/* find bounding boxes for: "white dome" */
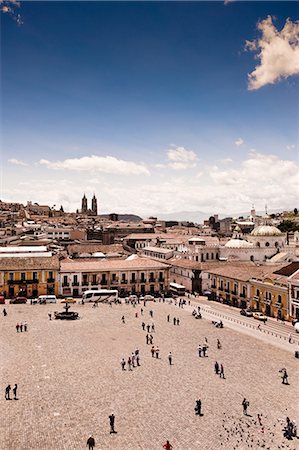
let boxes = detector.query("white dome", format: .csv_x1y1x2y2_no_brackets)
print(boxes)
126,254,139,260
225,239,253,249
250,225,282,237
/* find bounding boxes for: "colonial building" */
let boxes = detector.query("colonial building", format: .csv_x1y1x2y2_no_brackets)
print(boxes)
59,256,170,297
0,254,59,298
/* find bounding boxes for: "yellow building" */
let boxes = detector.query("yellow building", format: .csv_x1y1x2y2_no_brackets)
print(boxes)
250,273,289,321
0,256,60,299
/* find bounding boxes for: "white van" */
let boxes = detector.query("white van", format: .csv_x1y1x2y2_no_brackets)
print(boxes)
38,295,57,304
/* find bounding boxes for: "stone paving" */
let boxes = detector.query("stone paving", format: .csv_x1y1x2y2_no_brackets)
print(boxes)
1,301,298,450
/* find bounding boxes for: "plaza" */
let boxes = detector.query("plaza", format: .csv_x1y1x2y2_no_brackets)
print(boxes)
1,300,298,450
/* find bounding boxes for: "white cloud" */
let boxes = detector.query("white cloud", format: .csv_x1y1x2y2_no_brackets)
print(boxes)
167,146,198,170
218,158,233,164
235,138,244,146
286,144,295,150
246,16,299,90
8,158,28,166
38,155,150,176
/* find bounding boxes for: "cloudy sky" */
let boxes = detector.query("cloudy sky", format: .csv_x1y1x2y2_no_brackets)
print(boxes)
1,1,298,218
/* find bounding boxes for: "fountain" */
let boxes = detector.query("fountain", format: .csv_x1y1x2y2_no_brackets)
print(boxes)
54,302,79,320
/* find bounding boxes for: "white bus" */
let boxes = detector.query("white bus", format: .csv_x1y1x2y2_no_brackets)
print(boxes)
82,289,119,303
169,282,186,297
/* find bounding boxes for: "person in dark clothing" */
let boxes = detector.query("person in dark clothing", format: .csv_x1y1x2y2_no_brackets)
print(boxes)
109,413,117,434
142,322,145,331
195,400,202,416
281,368,289,385
13,384,18,400
3,308,7,316
86,435,95,449
16,323,20,332
167,314,170,322
219,364,225,379
5,385,11,400
173,317,176,325
214,361,219,374
242,398,249,415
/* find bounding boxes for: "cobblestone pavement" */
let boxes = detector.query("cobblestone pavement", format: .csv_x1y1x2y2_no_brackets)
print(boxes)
1,301,298,450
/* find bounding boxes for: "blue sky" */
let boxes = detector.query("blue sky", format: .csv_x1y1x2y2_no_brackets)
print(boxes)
1,1,298,217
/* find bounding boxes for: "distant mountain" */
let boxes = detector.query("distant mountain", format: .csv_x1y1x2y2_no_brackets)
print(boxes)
99,214,143,222
156,211,211,223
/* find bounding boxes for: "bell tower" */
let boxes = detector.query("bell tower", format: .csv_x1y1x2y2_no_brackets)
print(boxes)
81,194,88,214
91,194,98,216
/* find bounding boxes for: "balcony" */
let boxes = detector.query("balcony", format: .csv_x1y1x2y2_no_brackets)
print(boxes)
140,279,146,284
111,280,119,285
8,279,39,285
47,277,55,283
101,280,108,286
82,281,89,286
130,279,136,284
120,280,128,284
62,283,70,287
158,278,164,283
149,278,156,283
72,282,79,286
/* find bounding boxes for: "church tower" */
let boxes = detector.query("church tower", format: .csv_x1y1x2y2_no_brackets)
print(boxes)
81,194,88,214
91,194,98,216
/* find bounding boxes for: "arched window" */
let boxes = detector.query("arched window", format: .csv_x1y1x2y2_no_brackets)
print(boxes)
278,295,282,303
211,253,214,260
265,242,270,247
275,242,279,248
216,253,219,259
250,255,254,261
256,289,260,297
206,253,209,260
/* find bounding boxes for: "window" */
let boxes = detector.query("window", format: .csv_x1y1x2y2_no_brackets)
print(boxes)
256,289,260,297
49,271,53,279
63,275,68,285
131,273,136,282
277,295,282,304
33,272,38,281
9,272,14,281
265,242,270,247
21,272,26,281
92,274,97,285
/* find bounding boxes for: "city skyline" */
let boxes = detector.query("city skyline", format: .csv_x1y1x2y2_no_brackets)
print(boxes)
1,1,298,216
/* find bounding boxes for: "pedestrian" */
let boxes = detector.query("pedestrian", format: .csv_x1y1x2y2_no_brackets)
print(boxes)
13,384,18,400
141,308,143,315
146,334,149,345
135,348,139,356
198,306,201,313
198,345,202,357
121,358,126,371
202,345,208,357
20,322,23,332
292,420,297,438
195,399,202,416
219,364,225,379
150,310,153,318
122,316,125,324
151,346,155,358
167,314,170,322
109,413,117,434
204,337,208,344
257,324,261,330
128,357,132,371
16,323,20,333
147,324,150,333
242,398,249,415
149,334,153,345
155,346,159,359
214,361,219,374
288,333,292,344
168,352,172,365
177,318,180,325
163,440,173,450
86,435,95,450
173,317,176,325
136,354,140,366
48,313,52,320
24,321,28,332
5,384,11,400
281,368,289,385
135,312,138,318
217,339,221,349
142,322,145,331
3,308,7,316
151,323,155,332
131,353,136,368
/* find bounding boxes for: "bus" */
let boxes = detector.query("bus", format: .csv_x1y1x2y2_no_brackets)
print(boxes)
82,289,119,303
169,282,186,297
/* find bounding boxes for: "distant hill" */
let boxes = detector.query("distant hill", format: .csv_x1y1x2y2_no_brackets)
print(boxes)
99,214,143,222
156,211,211,223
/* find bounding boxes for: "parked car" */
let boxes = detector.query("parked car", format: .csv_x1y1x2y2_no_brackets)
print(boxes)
240,309,253,317
144,295,155,301
38,295,57,304
253,312,267,322
10,297,27,304
61,297,76,304
0,295,5,304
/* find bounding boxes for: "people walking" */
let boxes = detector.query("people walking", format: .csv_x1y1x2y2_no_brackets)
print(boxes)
242,398,249,415
173,317,176,325
121,358,126,371
176,318,180,325
136,354,140,366
146,334,149,345
142,322,145,331
24,321,28,332
5,385,11,400
214,361,219,374
128,357,132,371
147,324,150,333
151,323,155,332
150,310,153,318
131,353,136,368
16,323,20,333
163,440,173,449
288,333,292,344
86,435,95,450
122,316,125,324
155,346,159,359
109,413,117,434
3,308,7,316
198,345,202,357
202,345,208,357
20,322,23,332
217,339,221,349
48,313,52,320
168,352,172,365
219,364,225,379
151,346,155,358
167,314,170,322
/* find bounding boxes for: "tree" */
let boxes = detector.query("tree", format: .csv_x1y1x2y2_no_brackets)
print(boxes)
294,208,298,215
278,220,299,233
